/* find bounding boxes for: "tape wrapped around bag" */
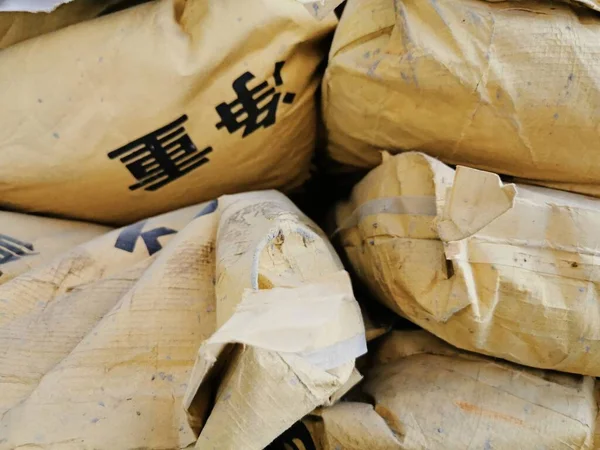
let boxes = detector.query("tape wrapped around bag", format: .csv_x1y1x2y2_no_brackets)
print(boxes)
336,151,600,376
184,190,366,450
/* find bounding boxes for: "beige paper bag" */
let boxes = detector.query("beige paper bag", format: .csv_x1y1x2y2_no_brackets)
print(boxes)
0,210,110,284
337,152,600,376
324,0,600,196
184,190,366,450
0,200,219,449
272,330,598,450
0,0,336,225
0,201,210,330
364,331,598,449
0,0,125,49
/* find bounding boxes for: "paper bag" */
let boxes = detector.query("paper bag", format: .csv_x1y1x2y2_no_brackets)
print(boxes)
337,152,600,376
0,0,336,225
324,0,600,196
184,190,367,450
363,330,598,449
0,210,110,284
0,200,218,449
272,330,598,449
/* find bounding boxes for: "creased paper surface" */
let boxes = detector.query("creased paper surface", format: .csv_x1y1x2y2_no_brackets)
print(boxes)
0,202,218,449
0,0,336,224
324,0,600,196
185,190,366,450
337,152,600,376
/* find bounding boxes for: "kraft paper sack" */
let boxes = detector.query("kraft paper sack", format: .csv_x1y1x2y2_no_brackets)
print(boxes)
272,330,599,450
336,152,600,376
184,190,366,450
0,210,110,284
0,0,336,225
324,0,600,196
0,200,219,449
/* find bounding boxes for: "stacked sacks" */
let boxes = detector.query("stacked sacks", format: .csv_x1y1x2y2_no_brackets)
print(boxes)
336,152,600,376
0,0,336,224
271,330,600,449
323,0,600,196
0,190,366,449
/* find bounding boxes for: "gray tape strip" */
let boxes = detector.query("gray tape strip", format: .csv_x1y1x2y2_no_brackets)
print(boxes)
295,333,368,371
336,196,437,234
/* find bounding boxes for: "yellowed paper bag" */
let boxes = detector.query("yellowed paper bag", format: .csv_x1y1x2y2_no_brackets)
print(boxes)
0,201,211,329
184,190,366,450
0,210,110,284
272,330,598,449
0,200,218,449
337,152,600,376
324,0,600,196
0,0,336,224
365,331,597,449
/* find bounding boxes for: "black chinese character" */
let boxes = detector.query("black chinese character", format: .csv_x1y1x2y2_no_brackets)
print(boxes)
114,220,177,256
108,115,212,191
0,234,35,265
216,61,296,137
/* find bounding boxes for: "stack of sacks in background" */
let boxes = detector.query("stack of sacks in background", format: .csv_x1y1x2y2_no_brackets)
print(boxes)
323,151,600,449
0,0,335,225
0,190,366,449
288,0,600,445
323,0,600,197
0,1,372,448
8,0,600,448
